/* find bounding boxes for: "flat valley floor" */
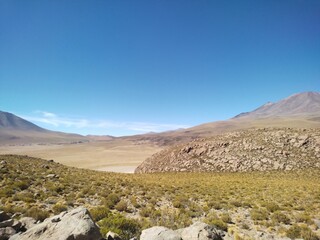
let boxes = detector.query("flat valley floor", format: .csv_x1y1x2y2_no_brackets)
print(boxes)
0,140,162,173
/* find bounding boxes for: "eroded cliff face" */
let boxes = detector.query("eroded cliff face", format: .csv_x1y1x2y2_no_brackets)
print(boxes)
135,128,320,173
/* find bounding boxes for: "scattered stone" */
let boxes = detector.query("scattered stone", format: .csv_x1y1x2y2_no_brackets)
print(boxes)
106,231,122,240
45,174,57,178
9,207,101,240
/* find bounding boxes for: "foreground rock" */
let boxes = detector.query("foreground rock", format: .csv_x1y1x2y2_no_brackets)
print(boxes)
140,226,181,240
177,222,227,240
9,207,102,240
135,128,320,173
140,222,228,240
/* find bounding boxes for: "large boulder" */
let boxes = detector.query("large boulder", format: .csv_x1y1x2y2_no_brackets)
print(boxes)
140,226,181,240
0,227,16,240
9,207,102,240
176,222,224,240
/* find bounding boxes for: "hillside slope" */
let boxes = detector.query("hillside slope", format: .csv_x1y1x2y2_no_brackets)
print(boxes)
0,111,87,145
234,91,320,119
135,128,320,173
125,92,320,146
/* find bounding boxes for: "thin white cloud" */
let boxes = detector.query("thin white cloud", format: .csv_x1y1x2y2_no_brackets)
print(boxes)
22,111,189,134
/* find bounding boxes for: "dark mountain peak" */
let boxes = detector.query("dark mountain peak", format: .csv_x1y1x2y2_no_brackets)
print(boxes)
0,111,46,132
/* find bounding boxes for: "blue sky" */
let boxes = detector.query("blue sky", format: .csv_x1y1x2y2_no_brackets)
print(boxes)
1,0,319,136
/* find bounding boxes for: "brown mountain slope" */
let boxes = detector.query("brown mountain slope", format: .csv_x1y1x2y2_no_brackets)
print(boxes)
125,92,320,146
234,91,320,119
0,111,87,145
135,128,320,173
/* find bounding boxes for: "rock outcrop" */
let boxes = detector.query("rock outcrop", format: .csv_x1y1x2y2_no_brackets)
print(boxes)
140,226,181,240
135,128,320,173
9,207,102,240
177,222,226,240
140,222,229,240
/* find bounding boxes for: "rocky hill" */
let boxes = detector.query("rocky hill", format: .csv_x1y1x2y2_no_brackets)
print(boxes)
135,128,320,173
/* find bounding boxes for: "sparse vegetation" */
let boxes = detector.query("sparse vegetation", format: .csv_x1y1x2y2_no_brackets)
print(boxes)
1,154,320,239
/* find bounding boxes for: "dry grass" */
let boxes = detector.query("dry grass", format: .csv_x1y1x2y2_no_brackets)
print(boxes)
1,154,320,239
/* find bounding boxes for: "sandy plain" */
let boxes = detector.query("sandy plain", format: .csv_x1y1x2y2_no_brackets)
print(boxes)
0,139,162,173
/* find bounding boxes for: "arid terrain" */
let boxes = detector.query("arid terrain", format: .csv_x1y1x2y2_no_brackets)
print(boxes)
1,155,320,239
0,140,161,173
1,92,320,239
1,92,320,174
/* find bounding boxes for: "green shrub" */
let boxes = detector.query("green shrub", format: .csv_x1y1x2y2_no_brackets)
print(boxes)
104,193,120,209
220,213,232,223
140,206,153,217
13,181,29,190
205,213,228,231
286,224,319,240
52,203,68,214
12,192,35,203
26,207,50,221
271,211,290,224
90,206,110,222
98,212,141,240
115,200,128,212
295,213,314,225
250,208,269,221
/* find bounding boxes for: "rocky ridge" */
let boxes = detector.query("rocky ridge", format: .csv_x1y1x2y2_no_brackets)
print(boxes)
135,128,320,173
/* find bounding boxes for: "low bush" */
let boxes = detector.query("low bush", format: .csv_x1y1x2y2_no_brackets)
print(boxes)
90,206,110,222
26,207,50,221
98,212,141,240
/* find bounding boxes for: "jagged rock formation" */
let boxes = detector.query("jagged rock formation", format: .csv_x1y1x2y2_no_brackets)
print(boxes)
135,128,320,173
9,207,102,240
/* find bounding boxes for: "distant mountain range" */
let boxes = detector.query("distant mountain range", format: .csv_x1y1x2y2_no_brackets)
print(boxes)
1,91,319,145
124,91,320,145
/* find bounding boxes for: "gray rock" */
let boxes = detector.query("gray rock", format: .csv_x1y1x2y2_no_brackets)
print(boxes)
0,227,16,240
140,226,181,240
11,221,21,232
0,212,10,222
106,231,122,240
0,220,14,228
45,174,57,178
177,222,223,240
18,217,36,230
9,207,102,240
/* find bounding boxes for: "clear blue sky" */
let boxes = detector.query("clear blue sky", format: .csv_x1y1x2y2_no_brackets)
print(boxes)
1,0,319,136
